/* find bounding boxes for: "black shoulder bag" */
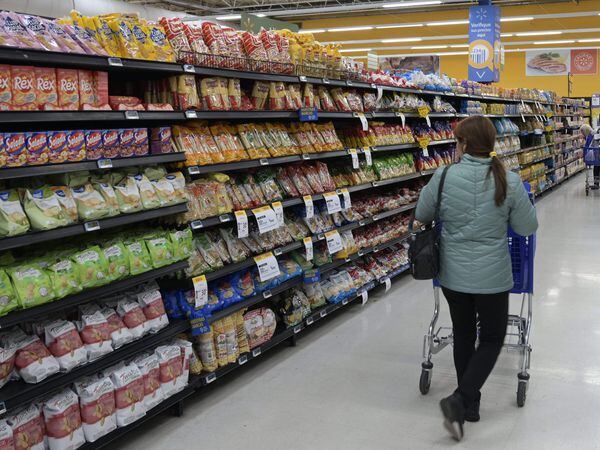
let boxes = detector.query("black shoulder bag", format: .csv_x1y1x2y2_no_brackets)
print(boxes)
408,164,451,280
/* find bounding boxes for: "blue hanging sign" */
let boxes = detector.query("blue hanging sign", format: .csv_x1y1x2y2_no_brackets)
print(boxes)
299,107,318,122
468,5,501,82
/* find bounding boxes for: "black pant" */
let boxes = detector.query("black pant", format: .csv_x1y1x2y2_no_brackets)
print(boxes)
594,166,599,185
442,287,509,406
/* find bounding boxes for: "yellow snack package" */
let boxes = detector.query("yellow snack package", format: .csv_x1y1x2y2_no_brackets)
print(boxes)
81,16,100,45
109,19,143,59
144,21,176,62
130,21,154,60
94,17,121,57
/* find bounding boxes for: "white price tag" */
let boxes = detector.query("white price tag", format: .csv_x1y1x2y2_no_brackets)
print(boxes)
84,221,100,232
425,115,432,127
125,110,139,120
340,188,351,210
252,205,279,234
423,147,429,157
254,252,280,282
364,147,372,166
323,191,342,214
97,158,113,169
376,86,383,103
395,112,406,127
354,112,369,131
185,110,198,119
183,64,195,73
272,201,284,227
234,210,249,238
348,148,359,169
193,275,208,308
361,290,369,305
108,57,123,66
325,230,344,254
303,195,314,219
303,237,313,261
383,277,391,292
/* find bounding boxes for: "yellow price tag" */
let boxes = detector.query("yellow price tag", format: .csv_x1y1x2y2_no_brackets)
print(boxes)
545,125,553,132
417,105,430,118
417,137,431,149
545,111,553,118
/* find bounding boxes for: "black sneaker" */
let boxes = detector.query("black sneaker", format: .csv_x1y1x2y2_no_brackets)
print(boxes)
440,393,465,441
465,399,480,422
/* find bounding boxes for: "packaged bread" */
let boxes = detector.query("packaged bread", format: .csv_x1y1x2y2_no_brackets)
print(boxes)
251,81,269,110
200,77,224,110
236,124,269,159
303,83,315,108
241,31,268,60
269,82,287,110
159,17,192,56
201,22,227,55
228,78,242,110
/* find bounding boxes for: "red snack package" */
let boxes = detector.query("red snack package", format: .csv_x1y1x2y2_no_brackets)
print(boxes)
44,320,86,372
182,24,209,54
94,71,109,107
0,65,11,110
10,66,36,110
201,22,226,55
102,129,120,159
223,30,246,68
241,32,268,60
83,130,102,161
25,131,49,165
159,17,191,56
47,130,69,164
56,68,79,110
118,128,135,158
4,132,27,167
74,377,116,443
7,405,46,450
107,364,146,426
78,311,113,361
259,29,280,62
109,96,140,110
133,128,149,156
78,69,96,107
116,300,147,339
155,345,183,397
34,67,57,110
67,130,86,162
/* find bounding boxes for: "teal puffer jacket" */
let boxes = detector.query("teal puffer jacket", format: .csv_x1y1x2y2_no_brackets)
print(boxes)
415,154,538,294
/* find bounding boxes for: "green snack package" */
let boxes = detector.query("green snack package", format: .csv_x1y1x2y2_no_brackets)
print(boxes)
49,186,78,225
0,189,30,237
151,178,178,207
47,258,81,298
22,187,69,231
165,172,187,204
124,239,152,275
144,233,174,268
93,182,120,217
103,241,130,281
71,184,110,221
290,250,313,271
169,229,193,260
71,246,109,289
0,252,15,266
0,269,18,316
114,177,143,214
52,171,90,187
133,174,161,210
143,165,167,182
8,263,55,308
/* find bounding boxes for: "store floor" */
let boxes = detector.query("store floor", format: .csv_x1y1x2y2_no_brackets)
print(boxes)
120,173,600,450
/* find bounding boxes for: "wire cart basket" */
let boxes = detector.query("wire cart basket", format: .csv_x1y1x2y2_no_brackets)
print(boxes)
583,139,600,196
419,228,535,407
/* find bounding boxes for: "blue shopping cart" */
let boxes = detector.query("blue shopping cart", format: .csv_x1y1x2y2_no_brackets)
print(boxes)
418,229,535,407
583,132,600,195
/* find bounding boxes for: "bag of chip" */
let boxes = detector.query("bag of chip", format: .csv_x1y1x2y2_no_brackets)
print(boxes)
47,257,80,298
6,404,46,450
43,388,86,450
169,228,193,261
10,333,60,383
114,176,143,214
71,183,110,221
0,189,29,237
144,233,174,268
0,420,13,449
77,310,113,361
100,307,134,349
22,187,68,231
116,299,148,339
8,263,55,309
72,246,108,289
104,363,146,426
43,319,86,373
73,376,117,443
155,345,183,397
124,238,152,275
137,288,169,333
103,241,130,282
133,174,161,210
49,186,78,224
131,353,164,409
243,308,277,349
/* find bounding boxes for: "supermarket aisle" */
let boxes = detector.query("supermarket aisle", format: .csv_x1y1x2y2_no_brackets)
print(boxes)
121,173,600,450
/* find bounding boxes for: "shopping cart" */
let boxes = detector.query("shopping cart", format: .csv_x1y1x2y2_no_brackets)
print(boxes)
418,229,535,407
584,136,600,195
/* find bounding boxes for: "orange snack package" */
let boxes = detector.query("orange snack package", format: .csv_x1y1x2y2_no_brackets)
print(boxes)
35,67,58,110
94,71,109,107
78,70,96,107
0,65,11,110
10,66,37,111
56,68,80,110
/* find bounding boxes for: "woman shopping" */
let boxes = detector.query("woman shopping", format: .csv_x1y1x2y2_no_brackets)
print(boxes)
581,124,598,189
415,116,538,441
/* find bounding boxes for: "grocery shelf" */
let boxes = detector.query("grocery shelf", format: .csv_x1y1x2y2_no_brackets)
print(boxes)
0,320,190,414
0,110,184,126
536,167,585,197
520,155,553,167
0,261,189,329
0,203,188,252
371,139,456,152
0,152,186,180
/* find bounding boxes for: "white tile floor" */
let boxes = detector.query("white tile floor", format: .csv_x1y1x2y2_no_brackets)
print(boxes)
118,173,600,450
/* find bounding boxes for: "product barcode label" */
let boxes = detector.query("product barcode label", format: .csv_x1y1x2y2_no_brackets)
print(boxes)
340,188,351,210
234,210,249,238
325,230,344,254
193,275,208,308
363,147,372,166
272,201,284,226
254,252,280,282
323,191,342,214
303,237,313,261
348,148,359,169
252,205,279,234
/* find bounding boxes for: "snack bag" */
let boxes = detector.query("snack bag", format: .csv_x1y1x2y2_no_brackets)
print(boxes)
133,174,161,210
43,388,85,450
165,172,187,204
73,376,117,443
44,320,87,372
22,186,68,230
8,264,55,308
47,131,69,164
6,405,46,450
71,183,109,220
0,420,13,449
45,20,86,54
103,241,130,282
66,130,86,161
243,308,277,349
10,66,36,110
94,71,109,106
71,246,109,289
77,310,113,360
93,182,119,217
0,65,11,110
4,132,27,167
3,13,44,49
100,307,134,349
114,176,143,214
146,22,176,62
20,15,61,52
131,22,154,60
137,288,169,333
109,19,143,59
0,270,17,317
78,69,96,107
10,333,60,383
116,298,148,339
0,189,29,237
124,239,152,275
56,68,80,110
251,81,269,110
169,229,193,261
35,67,58,109
150,127,171,154
154,345,183,398
105,363,146,426
144,234,174,268
131,353,164,409
24,132,49,165
47,257,80,298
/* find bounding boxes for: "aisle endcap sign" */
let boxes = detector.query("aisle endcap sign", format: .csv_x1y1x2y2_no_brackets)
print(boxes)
468,5,501,83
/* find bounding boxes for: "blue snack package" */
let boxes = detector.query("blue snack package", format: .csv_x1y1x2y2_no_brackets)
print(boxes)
252,267,280,294
278,257,303,283
216,276,243,308
163,290,185,320
230,270,256,299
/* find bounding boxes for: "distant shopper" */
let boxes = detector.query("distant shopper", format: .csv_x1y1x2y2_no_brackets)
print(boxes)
581,124,598,188
415,116,538,441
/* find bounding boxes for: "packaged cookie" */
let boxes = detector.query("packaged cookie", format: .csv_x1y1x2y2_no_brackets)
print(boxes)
4,132,27,167
66,130,86,161
10,66,36,110
78,69,96,107
47,131,69,164
0,65,11,110
56,68,80,110
101,129,120,159
25,131,50,166
84,129,103,160
133,128,149,156
34,67,58,110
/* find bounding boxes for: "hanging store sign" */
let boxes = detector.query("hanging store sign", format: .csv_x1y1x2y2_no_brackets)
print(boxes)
468,5,501,82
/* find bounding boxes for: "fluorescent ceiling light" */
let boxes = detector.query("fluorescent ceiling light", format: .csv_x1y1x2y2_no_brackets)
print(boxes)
299,29,326,34
501,16,534,22
440,51,468,55
381,37,423,43
516,30,562,36
450,44,469,48
427,20,469,26
328,26,373,32
501,33,514,37
578,38,600,43
215,14,241,20
412,45,448,49
255,13,267,17
383,1,442,8
375,23,424,29
533,39,575,45
339,48,372,52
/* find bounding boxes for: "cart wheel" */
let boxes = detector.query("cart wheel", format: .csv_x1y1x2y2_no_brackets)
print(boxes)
517,381,527,407
419,368,431,395
586,188,590,196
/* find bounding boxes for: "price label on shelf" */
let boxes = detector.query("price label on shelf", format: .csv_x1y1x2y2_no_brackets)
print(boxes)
303,237,313,261
192,275,208,308
363,147,373,166
125,110,139,120
325,230,344,254
348,148,359,169
183,64,195,73
252,205,279,234
84,221,100,232
376,86,383,103
361,290,369,305
395,111,406,127
107,57,123,67
354,112,369,131
97,158,113,169
185,110,198,119
417,137,431,150
323,191,342,214
272,201,284,227
254,252,280,282
417,105,430,118
383,277,391,292
303,195,314,219
340,188,352,210
234,210,249,238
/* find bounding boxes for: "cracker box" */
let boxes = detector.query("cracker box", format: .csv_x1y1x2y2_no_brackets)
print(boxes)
133,128,149,156
66,130,86,161
0,65,11,110
94,71,109,107
34,67,58,109
10,65,36,110
4,132,27,167
0,133,6,168
47,130,69,164
150,127,171,154
25,131,49,165
84,130,103,160
78,69,95,107
118,128,135,158
56,68,79,110
102,129,120,159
